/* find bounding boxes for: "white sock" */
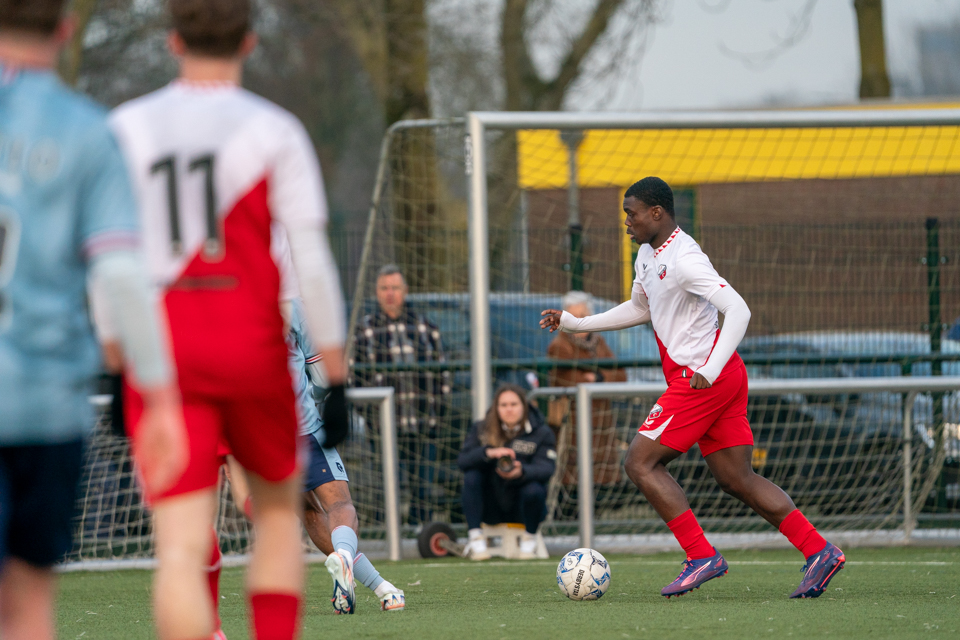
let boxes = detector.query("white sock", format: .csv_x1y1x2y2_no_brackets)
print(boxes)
374,580,398,598
468,528,484,542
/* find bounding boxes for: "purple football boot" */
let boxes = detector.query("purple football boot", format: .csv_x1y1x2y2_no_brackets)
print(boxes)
789,542,845,599
661,548,728,598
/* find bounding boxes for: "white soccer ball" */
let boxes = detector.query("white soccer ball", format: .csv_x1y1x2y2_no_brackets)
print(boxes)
556,548,611,601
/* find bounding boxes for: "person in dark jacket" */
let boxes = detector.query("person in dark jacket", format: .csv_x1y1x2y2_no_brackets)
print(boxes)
458,384,557,560
350,264,451,525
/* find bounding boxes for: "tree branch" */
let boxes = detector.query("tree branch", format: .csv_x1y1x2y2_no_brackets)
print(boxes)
59,0,99,85
322,0,388,103
544,0,627,108
501,0,542,110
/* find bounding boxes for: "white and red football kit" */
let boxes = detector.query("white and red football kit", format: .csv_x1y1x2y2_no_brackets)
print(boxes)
560,227,753,456
110,81,344,498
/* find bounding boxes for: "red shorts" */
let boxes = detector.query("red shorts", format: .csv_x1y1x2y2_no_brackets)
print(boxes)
638,358,753,456
125,382,300,501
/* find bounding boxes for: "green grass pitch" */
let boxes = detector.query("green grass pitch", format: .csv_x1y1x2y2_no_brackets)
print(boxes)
58,547,959,639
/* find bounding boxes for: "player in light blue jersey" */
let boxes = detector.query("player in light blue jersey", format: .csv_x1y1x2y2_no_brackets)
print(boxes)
0,4,185,639
222,298,405,614
288,298,405,613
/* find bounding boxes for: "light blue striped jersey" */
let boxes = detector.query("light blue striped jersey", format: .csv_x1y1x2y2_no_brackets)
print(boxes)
0,66,139,445
287,298,326,437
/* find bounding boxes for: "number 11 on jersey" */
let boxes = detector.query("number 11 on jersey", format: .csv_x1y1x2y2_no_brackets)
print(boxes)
150,153,221,259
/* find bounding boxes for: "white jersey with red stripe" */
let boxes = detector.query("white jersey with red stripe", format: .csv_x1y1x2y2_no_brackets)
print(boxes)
110,81,326,396
634,227,733,380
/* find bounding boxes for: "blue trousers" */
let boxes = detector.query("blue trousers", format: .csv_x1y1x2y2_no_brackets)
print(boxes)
461,468,547,534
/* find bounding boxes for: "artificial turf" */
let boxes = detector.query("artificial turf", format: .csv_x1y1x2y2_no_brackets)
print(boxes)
57,546,960,639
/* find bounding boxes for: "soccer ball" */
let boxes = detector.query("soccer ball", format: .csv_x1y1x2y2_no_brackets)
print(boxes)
556,548,610,601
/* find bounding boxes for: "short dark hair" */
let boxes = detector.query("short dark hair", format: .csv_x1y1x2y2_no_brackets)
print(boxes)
170,0,251,57
625,176,674,216
0,0,64,35
377,264,404,281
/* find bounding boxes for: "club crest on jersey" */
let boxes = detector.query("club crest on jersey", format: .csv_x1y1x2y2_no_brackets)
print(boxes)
657,265,667,280
644,403,663,426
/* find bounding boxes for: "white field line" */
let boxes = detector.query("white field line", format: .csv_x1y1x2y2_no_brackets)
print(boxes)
417,559,956,569
58,554,958,573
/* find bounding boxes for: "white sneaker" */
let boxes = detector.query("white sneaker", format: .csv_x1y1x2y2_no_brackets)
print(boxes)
325,551,356,614
518,533,537,560
213,629,228,640
379,589,405,611
465,538,491,561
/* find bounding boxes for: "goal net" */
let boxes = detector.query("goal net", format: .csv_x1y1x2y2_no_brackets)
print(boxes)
345,108,960,541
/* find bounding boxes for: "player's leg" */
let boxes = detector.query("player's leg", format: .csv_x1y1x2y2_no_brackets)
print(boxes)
224,393,303,638
305,478,405,611
299,435,358,614
0,559,57,640
701,365,844,598
704,445,797,526
624,389,732,597
245,472,303,637
0,440,84,640
152,490,218,640
225,454,254,519
704,444,844,597
623,435,687,521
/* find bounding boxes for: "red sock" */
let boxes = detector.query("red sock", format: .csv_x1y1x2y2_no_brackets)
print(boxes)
666,510,715,560
249,593,301,640
779,509,827,559
207,529,222,630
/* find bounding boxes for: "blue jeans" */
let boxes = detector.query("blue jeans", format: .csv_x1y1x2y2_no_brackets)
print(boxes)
461,467,547,534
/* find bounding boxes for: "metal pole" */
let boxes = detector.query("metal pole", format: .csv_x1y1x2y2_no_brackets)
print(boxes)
346,387,401,561
470,108,960,131
561,131,584,291
466,113,492,420
576,384,595,548
903,391,917,542
379,390,401,561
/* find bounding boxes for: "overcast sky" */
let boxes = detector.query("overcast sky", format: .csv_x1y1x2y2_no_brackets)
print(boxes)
574,0,960,111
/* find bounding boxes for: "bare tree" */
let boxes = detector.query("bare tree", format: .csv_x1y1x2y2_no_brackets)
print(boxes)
717,0,891,101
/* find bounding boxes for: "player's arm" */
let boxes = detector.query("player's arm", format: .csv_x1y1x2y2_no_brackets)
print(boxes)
675,257,751,388
87,249,187,493
539,284,651,333
87,273,124,373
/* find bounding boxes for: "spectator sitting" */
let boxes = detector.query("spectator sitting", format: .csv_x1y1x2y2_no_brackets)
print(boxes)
547,291,627,485
458,384,557,560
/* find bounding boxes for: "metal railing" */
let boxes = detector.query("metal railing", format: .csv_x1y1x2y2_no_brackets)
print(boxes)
345,387,402,561
532,376,960,548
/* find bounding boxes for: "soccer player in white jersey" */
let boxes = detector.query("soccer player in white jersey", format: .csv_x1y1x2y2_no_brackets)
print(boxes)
0,2,186,639
540,177,845,599
105,0,350,638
